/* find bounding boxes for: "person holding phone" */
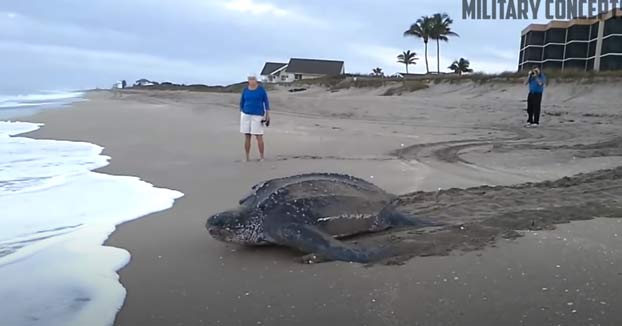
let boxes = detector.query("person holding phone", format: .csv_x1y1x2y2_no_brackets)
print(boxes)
525,66,545,127
239,74,271,162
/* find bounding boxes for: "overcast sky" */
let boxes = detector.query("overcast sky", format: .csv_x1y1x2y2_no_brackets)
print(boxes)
0,0,550,93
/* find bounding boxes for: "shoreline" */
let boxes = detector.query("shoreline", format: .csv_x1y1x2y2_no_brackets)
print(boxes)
1,99,183,326
20,86,622,325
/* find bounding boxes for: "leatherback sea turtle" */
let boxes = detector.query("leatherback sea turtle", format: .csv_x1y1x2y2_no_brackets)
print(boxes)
206,173,438,263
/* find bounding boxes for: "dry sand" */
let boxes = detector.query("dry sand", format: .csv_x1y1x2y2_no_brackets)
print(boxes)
23,81,622,325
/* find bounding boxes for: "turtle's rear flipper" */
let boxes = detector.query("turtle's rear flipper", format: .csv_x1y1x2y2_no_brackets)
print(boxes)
377,205,442,229
270,223,386,263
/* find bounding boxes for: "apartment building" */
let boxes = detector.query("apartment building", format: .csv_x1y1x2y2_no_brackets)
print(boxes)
519,9,622,71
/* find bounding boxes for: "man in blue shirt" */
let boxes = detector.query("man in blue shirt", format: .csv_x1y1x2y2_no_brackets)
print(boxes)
240,75,271,161
525,67,545,127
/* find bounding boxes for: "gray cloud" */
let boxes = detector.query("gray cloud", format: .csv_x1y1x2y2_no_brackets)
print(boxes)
0,0,528,93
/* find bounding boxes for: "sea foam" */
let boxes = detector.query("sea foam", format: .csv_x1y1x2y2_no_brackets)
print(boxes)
0,121,183,326
0,91,84,108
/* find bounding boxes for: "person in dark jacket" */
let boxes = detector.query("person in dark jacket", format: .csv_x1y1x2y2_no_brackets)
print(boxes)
525,67,546,127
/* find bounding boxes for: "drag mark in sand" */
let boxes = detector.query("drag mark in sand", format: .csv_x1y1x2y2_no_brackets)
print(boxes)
356,130,622,264
372,165,622,264
274,154,395,162
0,121,183,326
391,123,621,184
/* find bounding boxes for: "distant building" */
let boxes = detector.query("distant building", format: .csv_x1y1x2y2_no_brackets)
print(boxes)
134,79,155,87
260,58,345,83
260,62,289,83
519,9,622,72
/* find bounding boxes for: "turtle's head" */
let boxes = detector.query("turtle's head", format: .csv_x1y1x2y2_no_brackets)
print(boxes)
206,208,267,245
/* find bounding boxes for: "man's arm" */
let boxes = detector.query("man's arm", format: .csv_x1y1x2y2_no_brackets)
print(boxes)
263,89,271,120
239,90,245,111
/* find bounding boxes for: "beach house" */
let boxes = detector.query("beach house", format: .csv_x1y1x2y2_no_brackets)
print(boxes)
260,58,345,83
260,62,289,83
519,8,622,72
134,79,155,87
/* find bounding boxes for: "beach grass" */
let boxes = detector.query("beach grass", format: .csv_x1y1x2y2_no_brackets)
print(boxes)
127,69,622,96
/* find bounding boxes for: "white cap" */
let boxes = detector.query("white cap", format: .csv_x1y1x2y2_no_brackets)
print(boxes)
247,74,257,80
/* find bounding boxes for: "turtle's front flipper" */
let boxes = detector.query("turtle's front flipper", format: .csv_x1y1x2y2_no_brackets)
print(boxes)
269,223,385,263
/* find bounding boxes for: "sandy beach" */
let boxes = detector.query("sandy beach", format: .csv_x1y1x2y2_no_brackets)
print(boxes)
24,81,622,325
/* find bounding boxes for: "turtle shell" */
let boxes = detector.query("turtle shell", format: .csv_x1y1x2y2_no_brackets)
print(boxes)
240,173,395,230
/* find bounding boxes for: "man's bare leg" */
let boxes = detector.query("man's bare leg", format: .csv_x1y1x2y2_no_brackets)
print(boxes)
244,134,252,161
256,135,264,161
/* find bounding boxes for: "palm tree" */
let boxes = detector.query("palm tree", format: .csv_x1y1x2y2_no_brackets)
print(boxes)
397,50,418,74
372,67,384,77
430,13,459,74
404,16,433,74
448,58,473,75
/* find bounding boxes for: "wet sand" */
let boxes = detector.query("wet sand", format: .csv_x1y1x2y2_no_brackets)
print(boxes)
23,82,622,325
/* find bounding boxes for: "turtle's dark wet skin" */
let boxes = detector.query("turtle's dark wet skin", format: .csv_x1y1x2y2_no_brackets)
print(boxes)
206,173,439,263
208,167,622,264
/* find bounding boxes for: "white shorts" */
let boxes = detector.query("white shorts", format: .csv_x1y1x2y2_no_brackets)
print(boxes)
240,112,264,135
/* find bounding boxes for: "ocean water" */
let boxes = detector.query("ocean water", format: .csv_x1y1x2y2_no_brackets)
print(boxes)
0,91,85,120
0,94,183,325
